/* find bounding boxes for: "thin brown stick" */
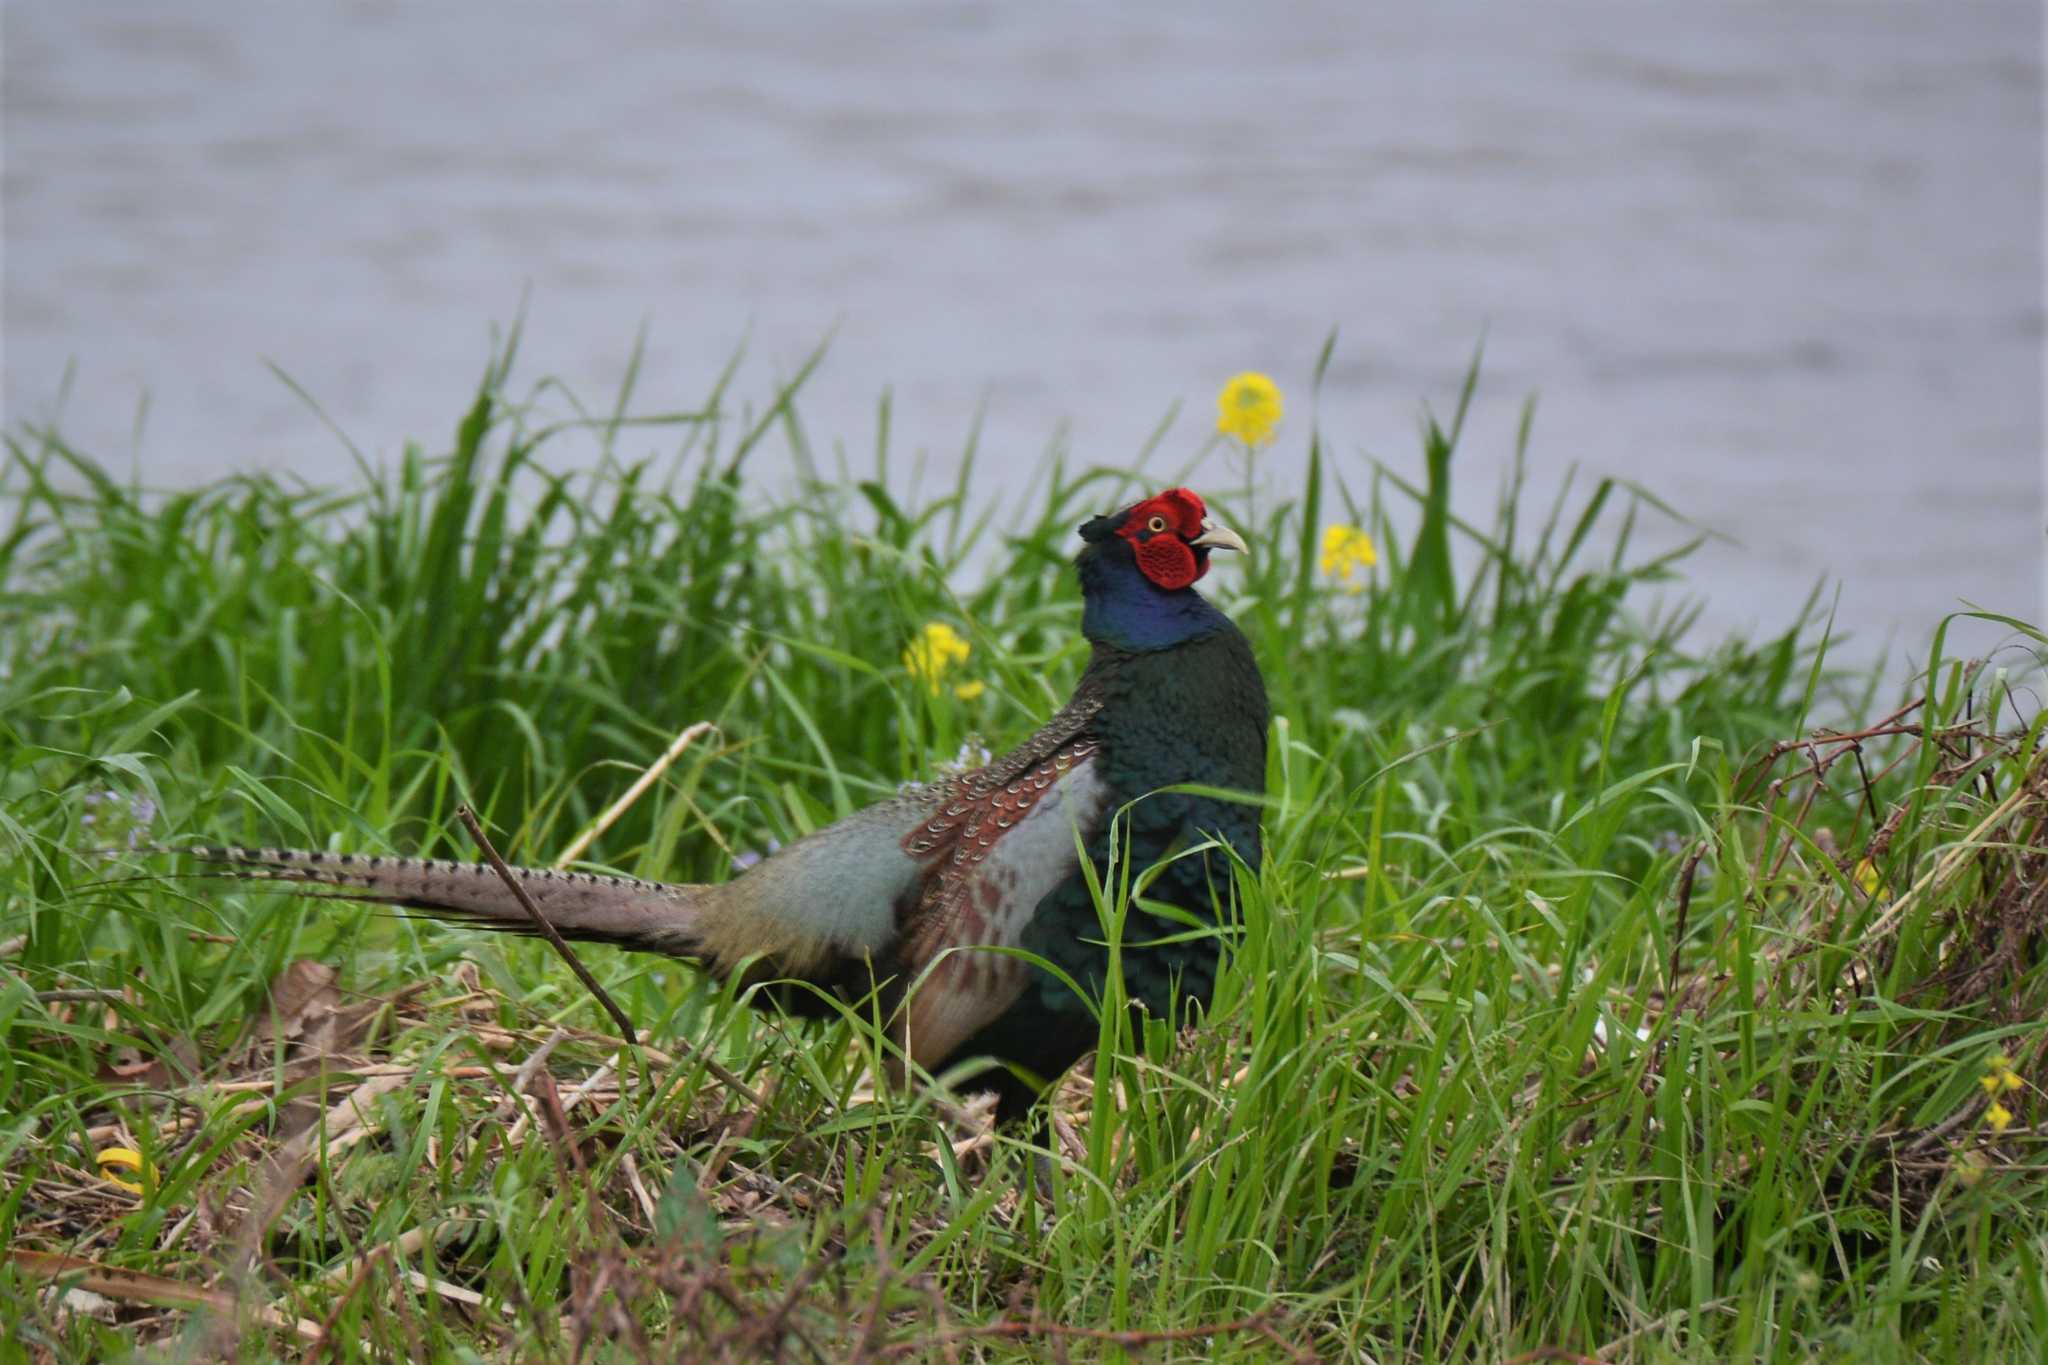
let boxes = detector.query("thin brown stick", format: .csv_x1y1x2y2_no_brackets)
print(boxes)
648,1028,769,1114
305,1250,376,1364
1767,775,1827,882
458,808,769,1110
530,1071,589,1181
1734,701,1926,795
1851,742,1882,828
1666,840,1708,995
455,804,638,1047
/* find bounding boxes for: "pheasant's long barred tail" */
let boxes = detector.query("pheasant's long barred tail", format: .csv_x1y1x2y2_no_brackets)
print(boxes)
179,844,667,892
174,845,707,956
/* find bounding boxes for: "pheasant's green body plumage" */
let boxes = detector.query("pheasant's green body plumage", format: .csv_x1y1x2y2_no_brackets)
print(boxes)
978,602,1267,1113
189,488,1267,1122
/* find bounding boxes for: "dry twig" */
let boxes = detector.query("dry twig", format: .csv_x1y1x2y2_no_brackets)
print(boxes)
455,804,639,1047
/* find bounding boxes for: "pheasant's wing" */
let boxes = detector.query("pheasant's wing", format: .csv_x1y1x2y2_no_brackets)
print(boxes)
963,678,1106,790
894,740,1109,1071
877,676,1113,1071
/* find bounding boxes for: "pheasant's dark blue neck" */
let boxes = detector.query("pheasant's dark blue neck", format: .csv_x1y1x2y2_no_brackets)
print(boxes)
1077,546,1231,652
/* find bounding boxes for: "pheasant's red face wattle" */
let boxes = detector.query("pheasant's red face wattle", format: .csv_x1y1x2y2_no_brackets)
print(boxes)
1116,488,1212,590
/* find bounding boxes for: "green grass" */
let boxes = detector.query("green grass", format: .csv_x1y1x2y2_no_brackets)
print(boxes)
2,339,2044,1361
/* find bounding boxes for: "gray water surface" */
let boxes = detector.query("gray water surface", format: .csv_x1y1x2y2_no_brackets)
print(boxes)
5,2,2043,668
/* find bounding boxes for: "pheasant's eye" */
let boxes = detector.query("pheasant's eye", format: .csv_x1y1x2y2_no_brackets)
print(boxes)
1146,515,1167,534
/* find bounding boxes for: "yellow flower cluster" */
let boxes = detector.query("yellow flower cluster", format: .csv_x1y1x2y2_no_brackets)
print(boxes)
1319,523,1377,590
1981,1053,2023,1133
1217,372,1283,448
904,622,984,700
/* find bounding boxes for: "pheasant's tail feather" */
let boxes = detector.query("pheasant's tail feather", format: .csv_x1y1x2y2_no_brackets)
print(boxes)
177,845,706,957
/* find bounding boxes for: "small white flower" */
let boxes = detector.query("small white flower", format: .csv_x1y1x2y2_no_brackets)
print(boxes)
932,737,994,778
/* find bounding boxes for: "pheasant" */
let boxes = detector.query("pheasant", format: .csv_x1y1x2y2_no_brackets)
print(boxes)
186,487,1268,1122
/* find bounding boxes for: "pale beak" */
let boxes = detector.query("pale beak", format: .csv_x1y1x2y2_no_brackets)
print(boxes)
1191,518,1249,556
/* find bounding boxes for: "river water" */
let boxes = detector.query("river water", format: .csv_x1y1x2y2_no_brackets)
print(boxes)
5,2,2042,670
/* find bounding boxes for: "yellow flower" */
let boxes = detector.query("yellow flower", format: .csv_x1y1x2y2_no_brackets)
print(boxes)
1986,1101,2014,1133
95,1146,150,1194
1980,1055,2023,1095
1217,372,1283,448
904,622,972,696
1853,858,1887,898
952,679,986,702
1319,523,1378,591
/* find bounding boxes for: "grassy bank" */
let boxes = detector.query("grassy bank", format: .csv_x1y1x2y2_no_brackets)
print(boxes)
2,347,2044,1361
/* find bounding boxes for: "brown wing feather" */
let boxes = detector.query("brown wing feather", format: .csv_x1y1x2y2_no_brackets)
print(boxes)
891,740,1106,1070
900,739,1102,962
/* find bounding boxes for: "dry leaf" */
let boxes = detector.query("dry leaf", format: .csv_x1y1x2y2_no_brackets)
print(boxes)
249,960,341,1056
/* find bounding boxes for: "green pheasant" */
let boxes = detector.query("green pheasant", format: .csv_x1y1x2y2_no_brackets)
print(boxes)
189,488,1269,1121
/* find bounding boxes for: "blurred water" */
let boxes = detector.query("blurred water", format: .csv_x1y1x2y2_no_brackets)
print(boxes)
4,2,2042,669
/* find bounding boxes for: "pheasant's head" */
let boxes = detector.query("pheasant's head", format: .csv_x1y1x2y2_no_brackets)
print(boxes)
1074,488,1247,650
1076,487,1248,591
